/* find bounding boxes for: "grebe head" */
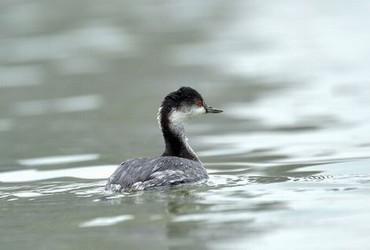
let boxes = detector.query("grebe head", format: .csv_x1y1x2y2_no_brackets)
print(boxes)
158,87,222,132
158,87,222,160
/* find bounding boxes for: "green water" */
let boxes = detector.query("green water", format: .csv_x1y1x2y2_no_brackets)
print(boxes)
1,1,370,249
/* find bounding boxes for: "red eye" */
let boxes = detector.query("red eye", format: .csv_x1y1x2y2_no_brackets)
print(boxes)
195,99,203,107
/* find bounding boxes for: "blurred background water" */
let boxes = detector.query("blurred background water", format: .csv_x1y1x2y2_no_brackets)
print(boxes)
1,0,370,249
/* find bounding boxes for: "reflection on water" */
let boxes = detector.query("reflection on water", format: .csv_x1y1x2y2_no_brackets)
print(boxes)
0,119,14,132
0,66,44,88
0,165,116,183
18,153,100,166
1,0,370,250
79,214,134,228
14,95,103,115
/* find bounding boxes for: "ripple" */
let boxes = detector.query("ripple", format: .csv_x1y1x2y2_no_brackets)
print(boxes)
0,66,43,88
0,119,13,132
172,211,254,224
79,215,134,228
198,130,370,165
2,24,136,64
0,181,105,201
13,95,103,116
18,154,100,166
291,159,370,176
0,165,117,183
12,191,44,198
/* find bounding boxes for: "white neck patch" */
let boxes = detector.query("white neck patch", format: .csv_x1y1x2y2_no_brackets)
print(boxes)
168,105,206,134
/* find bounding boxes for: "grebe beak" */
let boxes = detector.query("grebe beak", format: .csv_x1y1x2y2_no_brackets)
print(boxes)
205,105,223,113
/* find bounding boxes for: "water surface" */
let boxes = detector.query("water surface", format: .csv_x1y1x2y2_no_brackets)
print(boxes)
1,1,370,249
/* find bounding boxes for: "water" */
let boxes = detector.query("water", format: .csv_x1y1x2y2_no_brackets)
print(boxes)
1,1,370,249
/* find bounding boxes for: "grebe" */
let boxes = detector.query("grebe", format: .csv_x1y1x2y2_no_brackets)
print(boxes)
105,87,222,191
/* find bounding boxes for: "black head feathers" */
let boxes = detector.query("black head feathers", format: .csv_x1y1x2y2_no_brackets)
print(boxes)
161,87,203,109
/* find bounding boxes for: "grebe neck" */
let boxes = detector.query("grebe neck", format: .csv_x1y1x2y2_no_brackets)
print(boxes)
158,107,200,162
